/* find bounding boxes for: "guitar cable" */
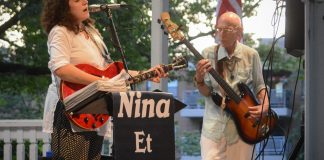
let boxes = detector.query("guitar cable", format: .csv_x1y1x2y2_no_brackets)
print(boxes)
252,34,284,160
252,1,287,158
253,19,303,160
279,56,303,160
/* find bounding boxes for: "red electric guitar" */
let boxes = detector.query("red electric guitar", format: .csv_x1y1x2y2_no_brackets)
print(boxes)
160,12,278,144
60,56,187,130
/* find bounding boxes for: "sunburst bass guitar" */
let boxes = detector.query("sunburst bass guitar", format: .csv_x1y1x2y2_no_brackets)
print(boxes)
159,12,278,144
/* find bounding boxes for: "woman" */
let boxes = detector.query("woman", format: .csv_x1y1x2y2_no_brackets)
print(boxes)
40,0,167,159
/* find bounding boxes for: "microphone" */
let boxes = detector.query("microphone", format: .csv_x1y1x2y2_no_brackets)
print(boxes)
88,3,129,13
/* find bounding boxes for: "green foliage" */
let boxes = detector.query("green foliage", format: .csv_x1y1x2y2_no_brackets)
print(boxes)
176,131,201,156
0,0,263,119
0,74,50,119
243,33,257,48
256,43,301,73
242,0,261,17
1,1,45,66
92,0,153,70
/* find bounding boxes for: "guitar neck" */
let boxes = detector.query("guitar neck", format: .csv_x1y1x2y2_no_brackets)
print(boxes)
182,39,240,103
127,64,172,84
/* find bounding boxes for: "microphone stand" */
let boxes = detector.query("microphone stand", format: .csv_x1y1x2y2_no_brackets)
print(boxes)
103,9,133,160
104,9,134,91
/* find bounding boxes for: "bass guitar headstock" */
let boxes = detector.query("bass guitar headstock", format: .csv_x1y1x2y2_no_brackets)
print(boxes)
158,12,185,42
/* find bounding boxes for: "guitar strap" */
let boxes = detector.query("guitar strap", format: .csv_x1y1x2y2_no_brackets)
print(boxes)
214,45,224,78
213,45,227,109
85,25,114,64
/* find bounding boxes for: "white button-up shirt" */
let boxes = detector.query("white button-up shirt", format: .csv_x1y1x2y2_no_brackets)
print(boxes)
201,42,267,145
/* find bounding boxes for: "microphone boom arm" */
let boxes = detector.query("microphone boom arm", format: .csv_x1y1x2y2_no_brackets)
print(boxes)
104,9,134,90
88,3,128,12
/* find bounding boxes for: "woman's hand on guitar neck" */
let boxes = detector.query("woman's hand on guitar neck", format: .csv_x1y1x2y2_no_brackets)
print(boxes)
146,64,169,83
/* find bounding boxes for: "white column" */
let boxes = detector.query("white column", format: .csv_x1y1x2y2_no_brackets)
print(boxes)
305,0,324,159
42,133,51,157
28,129,38,160
4,129,12,160
151,0,169,91
16,130,25,160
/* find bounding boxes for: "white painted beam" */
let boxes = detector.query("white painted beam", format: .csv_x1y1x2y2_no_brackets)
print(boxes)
151,0,169,91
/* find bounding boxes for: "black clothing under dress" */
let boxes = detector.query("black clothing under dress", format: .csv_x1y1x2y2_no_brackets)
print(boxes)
51,101,104,160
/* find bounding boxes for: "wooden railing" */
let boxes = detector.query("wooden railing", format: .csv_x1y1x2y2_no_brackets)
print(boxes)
0,120,112,160
0,120,50,160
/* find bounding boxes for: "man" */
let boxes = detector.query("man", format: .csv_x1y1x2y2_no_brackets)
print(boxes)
194,12,269,160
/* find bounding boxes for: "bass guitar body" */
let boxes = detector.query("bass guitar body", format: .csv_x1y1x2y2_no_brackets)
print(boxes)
60,62,125,130
213,83,278,144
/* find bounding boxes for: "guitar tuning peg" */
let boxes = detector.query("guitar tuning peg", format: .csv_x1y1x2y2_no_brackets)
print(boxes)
160,25,164,30
157,19,161,24
163,31,168,35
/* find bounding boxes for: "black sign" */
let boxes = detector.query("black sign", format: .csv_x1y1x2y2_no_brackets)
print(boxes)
112,91,175,160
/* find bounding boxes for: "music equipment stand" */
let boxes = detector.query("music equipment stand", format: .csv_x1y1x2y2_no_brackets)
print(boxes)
288,124,304,160
288,110,304,160
66,91,113,114
153,89,186,113
68,91,186,160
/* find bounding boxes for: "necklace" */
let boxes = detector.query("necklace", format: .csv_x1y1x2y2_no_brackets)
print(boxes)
225,59,236,80
78,23,85,32
78,24,90,39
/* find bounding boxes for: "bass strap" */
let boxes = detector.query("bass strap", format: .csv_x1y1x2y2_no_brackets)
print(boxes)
209,44,225,107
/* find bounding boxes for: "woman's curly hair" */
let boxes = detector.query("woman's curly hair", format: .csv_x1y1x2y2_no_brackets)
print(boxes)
41,0,93,34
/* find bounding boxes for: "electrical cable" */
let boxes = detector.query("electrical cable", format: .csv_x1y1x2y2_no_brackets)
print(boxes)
253,0,286,159
280,57,303,160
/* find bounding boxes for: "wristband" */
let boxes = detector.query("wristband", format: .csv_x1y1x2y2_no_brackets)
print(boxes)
194,76,204,86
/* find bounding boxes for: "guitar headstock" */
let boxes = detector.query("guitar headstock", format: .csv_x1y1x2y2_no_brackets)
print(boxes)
171,56,188,70
159,12,185,42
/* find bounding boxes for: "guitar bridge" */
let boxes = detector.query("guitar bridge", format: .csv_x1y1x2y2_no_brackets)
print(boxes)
260,124,270,136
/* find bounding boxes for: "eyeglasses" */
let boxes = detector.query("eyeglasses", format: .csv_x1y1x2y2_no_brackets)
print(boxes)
215,27,239,33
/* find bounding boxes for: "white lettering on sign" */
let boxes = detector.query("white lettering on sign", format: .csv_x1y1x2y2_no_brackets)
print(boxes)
134,131,153,153
118,92,170,118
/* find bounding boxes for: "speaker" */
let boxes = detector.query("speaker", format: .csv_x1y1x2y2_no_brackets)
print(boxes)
285,0,305,57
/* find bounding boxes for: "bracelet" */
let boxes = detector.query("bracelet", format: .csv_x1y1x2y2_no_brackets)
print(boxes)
193,76,204,86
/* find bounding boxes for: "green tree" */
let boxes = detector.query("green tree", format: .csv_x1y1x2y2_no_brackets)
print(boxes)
257,43,299,73
0,0,262,118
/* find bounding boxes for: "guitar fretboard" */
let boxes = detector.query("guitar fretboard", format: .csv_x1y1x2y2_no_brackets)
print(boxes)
183,39,241,103
127,65,172,84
